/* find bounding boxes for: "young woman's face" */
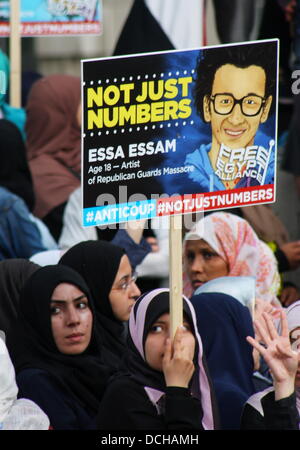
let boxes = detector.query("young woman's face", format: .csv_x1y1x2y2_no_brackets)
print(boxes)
51,283,93,355
184,239,229,291
109,255,141,321
144,313,195,371
290,326,300,388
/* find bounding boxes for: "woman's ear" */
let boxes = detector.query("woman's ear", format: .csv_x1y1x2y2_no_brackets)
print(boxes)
203,95,211,123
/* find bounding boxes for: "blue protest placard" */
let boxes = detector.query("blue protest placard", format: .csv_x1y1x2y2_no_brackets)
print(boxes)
82,39,278,227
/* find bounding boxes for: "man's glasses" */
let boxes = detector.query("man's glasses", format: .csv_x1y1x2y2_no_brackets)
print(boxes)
209,93,266,116
111,271,138,291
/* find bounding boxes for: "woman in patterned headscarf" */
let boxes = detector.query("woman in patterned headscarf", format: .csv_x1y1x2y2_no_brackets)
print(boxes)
183,212,281,305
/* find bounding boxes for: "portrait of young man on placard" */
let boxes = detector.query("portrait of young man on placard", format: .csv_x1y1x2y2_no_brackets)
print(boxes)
184,42,277,192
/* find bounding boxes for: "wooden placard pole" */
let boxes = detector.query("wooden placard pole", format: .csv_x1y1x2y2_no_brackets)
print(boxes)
10,0,21,108
169,214,183,338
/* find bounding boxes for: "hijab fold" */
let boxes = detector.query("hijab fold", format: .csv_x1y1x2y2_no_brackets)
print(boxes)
194,275,256,316
190,292,256,429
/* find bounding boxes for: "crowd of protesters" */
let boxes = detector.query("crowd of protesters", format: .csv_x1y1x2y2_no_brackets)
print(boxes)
1,0,300,432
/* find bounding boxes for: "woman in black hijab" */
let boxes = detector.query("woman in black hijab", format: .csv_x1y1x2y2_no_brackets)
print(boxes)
59,240,141,371
8,264,110,430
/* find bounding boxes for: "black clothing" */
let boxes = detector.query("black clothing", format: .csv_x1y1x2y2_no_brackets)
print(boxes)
136,277,161,293
282,94,300,176
0,119,35,212
0,258,39,337
275,247,291,272
213,0,255,43
43,201,66,242
17,368,96,430
113,0,174,56
240,391,299,430
97,376,203,430
258,0,292,80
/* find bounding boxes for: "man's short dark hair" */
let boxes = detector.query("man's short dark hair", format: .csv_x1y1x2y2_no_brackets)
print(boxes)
194,41,277,121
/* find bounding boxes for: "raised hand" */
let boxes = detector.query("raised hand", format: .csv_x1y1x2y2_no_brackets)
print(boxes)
162,327,195,388
247,310,299,400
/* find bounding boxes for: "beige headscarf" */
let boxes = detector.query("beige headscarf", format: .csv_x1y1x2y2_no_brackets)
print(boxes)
26,74,81,218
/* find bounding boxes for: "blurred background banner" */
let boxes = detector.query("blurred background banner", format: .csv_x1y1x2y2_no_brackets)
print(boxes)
0,0,102,36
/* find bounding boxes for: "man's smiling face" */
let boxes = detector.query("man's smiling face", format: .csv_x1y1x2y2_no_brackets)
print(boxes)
203,64,272,150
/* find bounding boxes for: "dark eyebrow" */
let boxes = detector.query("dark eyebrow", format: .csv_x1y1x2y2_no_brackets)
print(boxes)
200,247,217,252
212,92,264,99
194,244,216,252
50,294,87,304
152,320,167,325
246,92,264,97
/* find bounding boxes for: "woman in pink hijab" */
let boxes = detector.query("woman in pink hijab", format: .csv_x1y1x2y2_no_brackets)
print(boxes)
96,289,218,430
183,212,281,305
25,74,81,240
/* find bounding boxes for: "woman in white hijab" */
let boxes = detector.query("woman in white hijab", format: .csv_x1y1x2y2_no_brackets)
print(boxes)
240,303,300,429
0,334,49,430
